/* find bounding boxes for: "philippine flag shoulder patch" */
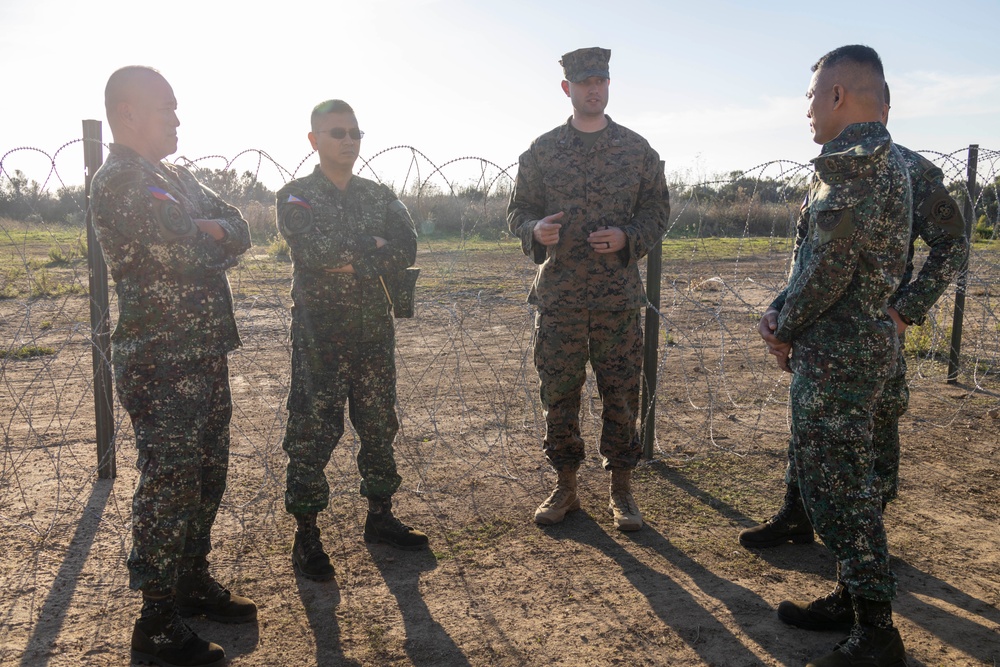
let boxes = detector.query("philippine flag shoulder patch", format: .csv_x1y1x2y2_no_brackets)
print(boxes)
286,194,312,209
148,186,179,203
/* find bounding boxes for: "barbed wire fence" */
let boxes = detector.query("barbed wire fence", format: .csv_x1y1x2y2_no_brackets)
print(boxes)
1,135,999,570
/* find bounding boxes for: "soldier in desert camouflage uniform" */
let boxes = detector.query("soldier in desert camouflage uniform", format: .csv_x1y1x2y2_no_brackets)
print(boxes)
276,99,426,583
757,46,912,667
90,66,255,667
507,48,670,531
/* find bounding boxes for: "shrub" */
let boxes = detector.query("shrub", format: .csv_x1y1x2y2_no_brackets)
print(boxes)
904,318,952,360
266,237,290,260
972,214,994,243
245,201,277,245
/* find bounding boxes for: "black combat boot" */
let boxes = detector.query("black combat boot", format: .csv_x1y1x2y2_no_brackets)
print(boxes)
364,497,429,551
807,597,907,667
176,558,257,623
292,512,335,581
738,484,814,548
131,594,226,667
777,581,853,632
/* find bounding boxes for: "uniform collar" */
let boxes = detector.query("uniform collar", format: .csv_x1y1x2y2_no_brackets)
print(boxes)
310,164,354,194
555,115,625,152
812,122,891,178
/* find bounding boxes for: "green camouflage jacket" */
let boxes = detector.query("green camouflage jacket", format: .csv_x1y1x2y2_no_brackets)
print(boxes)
771,122,911,373
889,144,969,325
275,167,416,343
779,143,968,328
90,143,251,365
507,116,670,311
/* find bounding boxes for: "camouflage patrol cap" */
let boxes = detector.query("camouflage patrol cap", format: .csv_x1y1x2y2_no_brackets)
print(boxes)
560,47,611,82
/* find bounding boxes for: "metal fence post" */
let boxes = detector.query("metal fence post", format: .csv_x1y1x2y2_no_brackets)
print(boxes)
641,235,663,460
947,144,978,384
83,120,115,478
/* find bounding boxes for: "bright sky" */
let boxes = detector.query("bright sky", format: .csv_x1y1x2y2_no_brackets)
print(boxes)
2,0,998,191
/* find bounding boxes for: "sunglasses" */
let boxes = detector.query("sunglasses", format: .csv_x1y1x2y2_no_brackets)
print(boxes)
317,128,364,140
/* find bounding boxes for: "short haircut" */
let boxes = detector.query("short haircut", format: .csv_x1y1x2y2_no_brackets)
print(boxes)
812,44,884,78
105,66,163,119
310,99,355,131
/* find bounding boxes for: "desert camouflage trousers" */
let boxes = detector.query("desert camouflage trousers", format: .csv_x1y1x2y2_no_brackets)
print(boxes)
534,308,643,471
283,337,402,514
784,334,908,503
115,354,232,593
789,348,897,602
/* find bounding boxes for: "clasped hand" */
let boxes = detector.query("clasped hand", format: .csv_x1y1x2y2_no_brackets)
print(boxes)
759,308,792,373
532,212,626,253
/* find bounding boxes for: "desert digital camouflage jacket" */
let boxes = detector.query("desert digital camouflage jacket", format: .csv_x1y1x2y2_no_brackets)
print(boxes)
275,167,416,343
507,116,670,311
90,143,251,365
888,144,969,325
770,122,911,373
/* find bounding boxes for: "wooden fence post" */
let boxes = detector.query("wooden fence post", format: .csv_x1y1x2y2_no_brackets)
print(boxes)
947,144,979,384
83,120,115,478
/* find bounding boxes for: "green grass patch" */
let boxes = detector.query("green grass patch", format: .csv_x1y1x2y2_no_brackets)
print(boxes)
904,321,953,360
30,270,87,298
0,345,56,360
660,236,794,261
46,235,87,265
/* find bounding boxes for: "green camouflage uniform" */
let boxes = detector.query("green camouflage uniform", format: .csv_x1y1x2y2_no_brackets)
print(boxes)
876,144,968,500
90,143,251,593
781,144,968,503
770,122,911,602
276,166,416,513
507,117,670,471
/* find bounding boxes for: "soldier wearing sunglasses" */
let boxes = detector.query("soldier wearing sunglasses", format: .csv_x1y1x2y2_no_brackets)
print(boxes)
275,99,426,583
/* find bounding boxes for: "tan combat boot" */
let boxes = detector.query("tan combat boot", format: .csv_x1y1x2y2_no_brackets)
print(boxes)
609,469,643,531
534,468,580,525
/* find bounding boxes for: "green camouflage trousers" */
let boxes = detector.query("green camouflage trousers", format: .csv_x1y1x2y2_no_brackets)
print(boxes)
785,334,908,503
789,353,897,602
283,337,402,514
115,354,232,593
534,308,643,471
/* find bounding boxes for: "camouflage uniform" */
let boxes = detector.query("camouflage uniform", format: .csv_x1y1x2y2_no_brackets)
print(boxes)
507,117,670,471
876,144,968,500
770,122,912,601
90,143,251,593
276,166,416,513
781,144,968,503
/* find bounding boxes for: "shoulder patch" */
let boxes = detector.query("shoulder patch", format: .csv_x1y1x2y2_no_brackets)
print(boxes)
278,193,314,235
148,187,195,239
387,199,415,230
909,153,944,185
920,187,965,239
815,208,856,245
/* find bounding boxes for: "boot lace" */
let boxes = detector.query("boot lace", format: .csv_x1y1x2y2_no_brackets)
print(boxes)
299,527,328,562
611,490,638,515
378,512,413,534
542,486,573,510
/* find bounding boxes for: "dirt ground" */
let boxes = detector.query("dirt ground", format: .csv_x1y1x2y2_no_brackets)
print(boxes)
1,239,998,666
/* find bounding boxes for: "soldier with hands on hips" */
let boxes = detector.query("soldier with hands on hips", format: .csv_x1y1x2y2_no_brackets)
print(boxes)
758,45,912,667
